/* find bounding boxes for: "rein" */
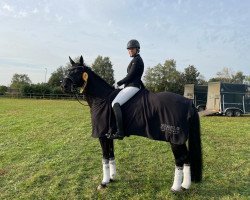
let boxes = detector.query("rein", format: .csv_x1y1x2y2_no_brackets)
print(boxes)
73,89,89,106
66,72,89,107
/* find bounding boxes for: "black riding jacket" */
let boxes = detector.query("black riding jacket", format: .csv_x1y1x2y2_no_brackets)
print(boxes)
117,54,144,88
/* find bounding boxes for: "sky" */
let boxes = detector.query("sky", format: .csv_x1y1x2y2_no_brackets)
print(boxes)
0,0,250,86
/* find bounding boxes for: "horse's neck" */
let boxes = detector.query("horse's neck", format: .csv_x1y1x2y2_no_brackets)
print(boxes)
84,90,111,109
85,71,114,100
85,95,94,108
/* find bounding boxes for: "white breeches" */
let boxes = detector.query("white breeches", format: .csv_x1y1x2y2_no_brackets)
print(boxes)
112,86,140,107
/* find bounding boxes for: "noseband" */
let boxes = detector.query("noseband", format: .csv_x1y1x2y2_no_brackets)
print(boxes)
65,75,77,86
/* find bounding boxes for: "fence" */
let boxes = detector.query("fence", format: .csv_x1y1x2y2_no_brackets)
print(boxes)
0,93,83,100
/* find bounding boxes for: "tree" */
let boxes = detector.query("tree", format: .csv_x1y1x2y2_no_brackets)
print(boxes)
20,83,52,96
231,71,245,84
0,85,8,95
51,86,63,95
209,67,247,84
217,67,233,80
143,65,159,92
182,65,200,84
144,59,183,94
91,56,115,85
197,74,207,85
10,74,31,90
48,66,66,87
244,75,250,84
209,67,233,83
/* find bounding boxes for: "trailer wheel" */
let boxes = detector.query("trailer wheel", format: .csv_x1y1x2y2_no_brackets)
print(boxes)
225,109,234,117
234,110,242,117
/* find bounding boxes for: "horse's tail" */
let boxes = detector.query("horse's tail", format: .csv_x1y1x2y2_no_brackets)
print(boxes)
188,107,203,182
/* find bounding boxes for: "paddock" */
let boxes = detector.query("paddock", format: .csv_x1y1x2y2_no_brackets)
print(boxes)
0,98,249,199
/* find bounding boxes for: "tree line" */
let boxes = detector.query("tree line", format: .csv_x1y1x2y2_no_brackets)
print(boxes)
0,56,249,96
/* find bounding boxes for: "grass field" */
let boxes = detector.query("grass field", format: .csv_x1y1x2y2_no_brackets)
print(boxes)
0,98,249,200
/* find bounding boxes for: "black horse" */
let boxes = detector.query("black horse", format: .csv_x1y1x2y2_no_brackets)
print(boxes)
61,56,202,192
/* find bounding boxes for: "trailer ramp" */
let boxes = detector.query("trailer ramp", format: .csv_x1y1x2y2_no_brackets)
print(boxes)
199,110,218,117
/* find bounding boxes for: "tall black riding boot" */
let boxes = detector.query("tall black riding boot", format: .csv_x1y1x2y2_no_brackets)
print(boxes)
108,103,124,140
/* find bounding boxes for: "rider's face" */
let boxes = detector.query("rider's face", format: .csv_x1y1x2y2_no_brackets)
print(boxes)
128,48,137,57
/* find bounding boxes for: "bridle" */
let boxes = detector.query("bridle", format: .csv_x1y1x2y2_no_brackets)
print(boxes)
65,73,89,106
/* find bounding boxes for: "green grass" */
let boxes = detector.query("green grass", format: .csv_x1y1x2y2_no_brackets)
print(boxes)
0,98,249,200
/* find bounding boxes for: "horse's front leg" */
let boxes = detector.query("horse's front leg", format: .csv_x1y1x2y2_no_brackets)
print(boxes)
97,136,116,189
170,143,191,192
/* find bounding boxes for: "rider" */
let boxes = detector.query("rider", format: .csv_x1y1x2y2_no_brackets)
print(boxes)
108,39,144,140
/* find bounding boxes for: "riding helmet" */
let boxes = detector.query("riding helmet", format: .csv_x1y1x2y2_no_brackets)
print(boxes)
127,39,140,49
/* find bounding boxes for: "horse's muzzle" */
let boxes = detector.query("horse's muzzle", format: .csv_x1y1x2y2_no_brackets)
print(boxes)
61,79,74,93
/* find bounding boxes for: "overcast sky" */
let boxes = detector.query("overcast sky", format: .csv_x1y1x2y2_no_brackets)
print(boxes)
0,0,249,86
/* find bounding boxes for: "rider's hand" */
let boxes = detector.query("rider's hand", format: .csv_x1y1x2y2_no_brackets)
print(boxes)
113,83,119,89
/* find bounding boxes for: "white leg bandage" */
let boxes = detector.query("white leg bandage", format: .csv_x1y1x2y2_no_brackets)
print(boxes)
109,159,116,180
171,166,183,192
181,164,191,189
102,159,110,184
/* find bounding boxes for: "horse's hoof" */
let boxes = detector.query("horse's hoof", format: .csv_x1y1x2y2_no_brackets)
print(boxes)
110,178,115,182
171,188,182,193
97,183,107,190
181,186,189,191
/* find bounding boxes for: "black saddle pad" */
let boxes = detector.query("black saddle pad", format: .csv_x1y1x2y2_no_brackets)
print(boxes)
90,88,194,144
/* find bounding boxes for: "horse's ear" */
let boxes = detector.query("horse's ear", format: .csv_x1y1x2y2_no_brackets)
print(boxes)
69,56,75,66
80,55,84,65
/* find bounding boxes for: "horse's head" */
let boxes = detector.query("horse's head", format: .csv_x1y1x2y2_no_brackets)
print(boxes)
61,55,87,93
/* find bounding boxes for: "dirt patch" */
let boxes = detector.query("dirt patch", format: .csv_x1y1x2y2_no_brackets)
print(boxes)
0,169,7,176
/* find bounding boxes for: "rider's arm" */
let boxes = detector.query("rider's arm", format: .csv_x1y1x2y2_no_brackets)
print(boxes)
117,58,141,86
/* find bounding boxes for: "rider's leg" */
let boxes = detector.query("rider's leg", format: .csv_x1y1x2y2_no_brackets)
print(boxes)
112,102,124,139
111,87,140,107
108,87,140,139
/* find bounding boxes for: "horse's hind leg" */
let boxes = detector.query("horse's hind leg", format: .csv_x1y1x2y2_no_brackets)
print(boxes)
108,139,117,181
98,137,116,189
170,143,190,192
